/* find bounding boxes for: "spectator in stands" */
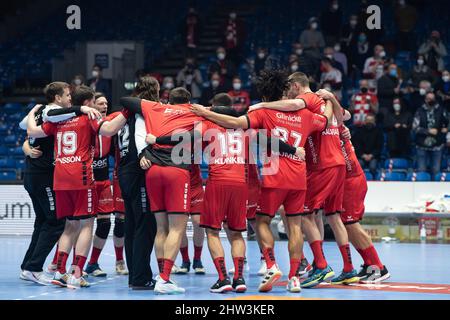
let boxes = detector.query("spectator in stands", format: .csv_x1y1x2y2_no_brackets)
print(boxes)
320,0,342,46
200,72,226,106
394,0,418,52
436,70,450,111
353,114,383,177
319,57,342,100
332,43,348,75
408,80,432,115
70,74,85,93
208,46,236,90
254,47,268,76
183,7,201,57
176,57,203,101
384,97,412,158
363,45,386,80
228,76,250,113
341,14,361,71
418,30,448,73
354,32,371,74
300,17,325,59
223,11,246,65
291,43,317,76
407,54,436,89
350,79,379,127
160,76,175,104
324,46,345,75
87,64,111,102
377,63,401,112
413,92,449,176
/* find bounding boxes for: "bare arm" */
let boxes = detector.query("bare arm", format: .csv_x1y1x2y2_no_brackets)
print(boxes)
27,107,47,138
316,89,345,126
99,113,127,137
22,140,43,158
248,99,306,112
190,104,249,129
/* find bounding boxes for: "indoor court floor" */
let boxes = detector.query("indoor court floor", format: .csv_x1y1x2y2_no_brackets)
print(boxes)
2,236,450,300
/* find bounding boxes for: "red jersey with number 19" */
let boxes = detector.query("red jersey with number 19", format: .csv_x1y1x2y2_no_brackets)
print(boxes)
298,92,345,171
246,108,327,190
42,115,100,190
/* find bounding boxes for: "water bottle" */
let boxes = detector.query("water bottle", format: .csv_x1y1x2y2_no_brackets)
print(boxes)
420,224,427,242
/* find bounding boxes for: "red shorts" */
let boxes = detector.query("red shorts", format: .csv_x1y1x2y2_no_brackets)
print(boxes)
95,180,114,215
305,166,345,216
258,187,306,218
146,165,191,214
55,188,97,220
112,177,125,213
190,184,204,215
341,174,368,225
201,181,248,232
246,182,261,221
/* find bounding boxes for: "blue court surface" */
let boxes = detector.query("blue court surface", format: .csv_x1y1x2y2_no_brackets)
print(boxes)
2,236,450,300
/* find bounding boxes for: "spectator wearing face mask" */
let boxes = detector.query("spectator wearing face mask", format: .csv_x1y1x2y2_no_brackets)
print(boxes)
377,64,401,112
413,92,449,177
363,45,386,80
352,114,384,177
320,0,342,46
354,32,371,73
350,79,379,126
208,47,237,90
70,74,85,93
223,11,246,65
254,47,268,76
200,72,227,106
418,31,448,73
87,64,111,102
319,57,342,100
323,46,345,75
300,17,326,58
160,76,175,104
331,43,348,76
228,76,250,113
435,70,450,112
290,43,317,76
176,57,203,101
408,80,432,115
407,55,436,89
341,14,361,55
395,0,418,52
384,97,412,158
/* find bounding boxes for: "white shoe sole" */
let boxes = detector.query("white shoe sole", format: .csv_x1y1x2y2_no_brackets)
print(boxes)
258,270,282,292
360,272,391,284
23,272,51,286
233,285,247,293
210,285,233,293
287,286,301,293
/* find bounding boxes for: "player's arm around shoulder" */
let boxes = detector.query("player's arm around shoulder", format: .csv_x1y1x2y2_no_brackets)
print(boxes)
248,99,306,112
190,104,248,129
99,110,129,137
27,105,48,138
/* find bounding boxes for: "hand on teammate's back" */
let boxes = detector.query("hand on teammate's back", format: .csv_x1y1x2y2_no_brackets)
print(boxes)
295,147,306,161
145,134,157,145
190,104,207,116
248,103,263,112
315,89,334,100
140,157,152,170
80,106,102,120
27,146,43,159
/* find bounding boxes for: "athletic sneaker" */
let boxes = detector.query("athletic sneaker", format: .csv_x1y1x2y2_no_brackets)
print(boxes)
210,278,233,293
51,271,69,287
79,276,91,288
298,258,313,277
20,270,30,281
232,277,247,293
257,258,267,276
131,279,157,291
22,270,52,286
154,275,185,295
331,269,360,285
287,276,302,293
116,260,129,275
66,274,90,289
258,264,283,292
301,265,335,288
171,264,181,274
357,265,369,282
47,263,57,274
85,263,107,277
193,259,205,275
68,265,89,278
360,265,391,284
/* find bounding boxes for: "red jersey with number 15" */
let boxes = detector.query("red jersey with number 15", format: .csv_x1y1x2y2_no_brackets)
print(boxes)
42,115,100,190
298,92,345,171
246,108,327,190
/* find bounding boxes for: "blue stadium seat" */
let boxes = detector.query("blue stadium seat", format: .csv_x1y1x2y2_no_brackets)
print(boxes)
0,170,16,180
15,158,26,170
435,172,450,182
2,103,22,114
4,135,17,145
0,158,15,168
379,171,406,181
384,158,409,170
406,172,431,182
0,146,7,155
12,146,23,155
364,171,374,181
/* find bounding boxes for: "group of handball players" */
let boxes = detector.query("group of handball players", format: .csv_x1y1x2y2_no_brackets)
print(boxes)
18,68,390,295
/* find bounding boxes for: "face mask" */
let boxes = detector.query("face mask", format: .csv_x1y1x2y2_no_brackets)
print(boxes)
398,0,405,5
389,69,398,77
164,82,174,90
334,44,341,52
233,83,242,91
326,54,333,60
359,35,367,43
258,53,265,59
350,19,358,27
311,22,318,30
230,13,237,19
74,79,82,86
217,53,226,60
291,64,299,72
295,49,303,55
393,104,401,112
92,70,99,78
332,4,339,10
417,59,424,66
443,75,450,82
419,88,427,96
361,87,368,93
211,80,220,88
379,51,386,58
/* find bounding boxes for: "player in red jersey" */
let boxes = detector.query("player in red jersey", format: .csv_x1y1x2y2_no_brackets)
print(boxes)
247,72,358,288
191,69,338,293
26,86,101,289
339,126,390,284
84,93,128,277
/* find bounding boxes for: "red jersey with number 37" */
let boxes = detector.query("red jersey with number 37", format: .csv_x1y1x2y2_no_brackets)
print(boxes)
339,127,364,178
246,108,327,190
42,115,100,190
298,92,345,171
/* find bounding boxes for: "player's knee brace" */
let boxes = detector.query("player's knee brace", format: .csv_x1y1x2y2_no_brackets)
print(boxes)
113,218,125,238
95,218,111,240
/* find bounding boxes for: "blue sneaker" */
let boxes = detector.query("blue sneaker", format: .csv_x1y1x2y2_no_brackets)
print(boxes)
331,269,360,285
85,263,107,277
300,265,335,288
193,259,205,274
174,261,191,274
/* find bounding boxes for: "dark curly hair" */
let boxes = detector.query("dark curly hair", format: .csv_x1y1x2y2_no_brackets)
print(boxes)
255,69,289,102
132,76,160,101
